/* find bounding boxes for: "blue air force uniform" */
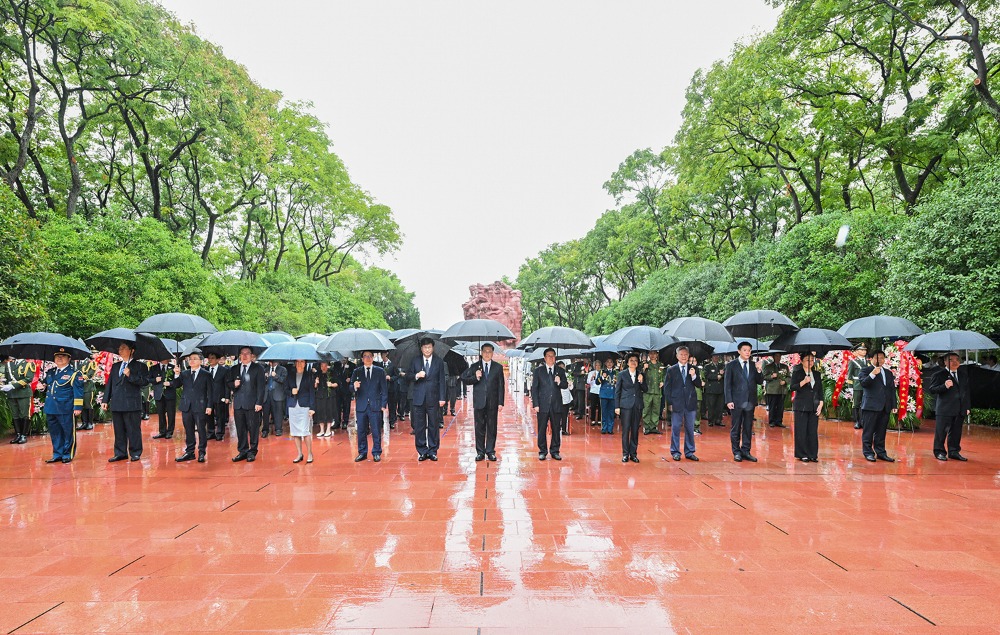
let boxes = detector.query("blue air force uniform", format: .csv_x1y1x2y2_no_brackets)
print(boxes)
43,364,85,461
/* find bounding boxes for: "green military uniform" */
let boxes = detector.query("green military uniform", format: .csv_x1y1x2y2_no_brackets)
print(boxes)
641,359,665,433
702,359,725,426
846,355,867,428
74,357,99,429
2,359,37,443
761,356,791,427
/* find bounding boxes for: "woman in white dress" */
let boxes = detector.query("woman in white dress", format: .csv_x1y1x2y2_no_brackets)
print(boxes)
285,359,316,463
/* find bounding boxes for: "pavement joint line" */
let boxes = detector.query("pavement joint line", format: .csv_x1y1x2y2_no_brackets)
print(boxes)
889,596,936,625
8,601,63,634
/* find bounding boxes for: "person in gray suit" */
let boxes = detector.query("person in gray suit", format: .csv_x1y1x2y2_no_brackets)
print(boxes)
102,342,149,462
663,346,702,462
615,352,646,463
724,341,764,462
462,342,506,462
262,360,288,438
859,350,898,462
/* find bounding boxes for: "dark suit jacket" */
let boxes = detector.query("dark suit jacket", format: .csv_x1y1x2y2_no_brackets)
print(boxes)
285,368,316,409
178,368,213,413
265,364,288,400
227,362,266,411
530,364,568,414
663,363,702,412
461,360,505,409
859,365,897,412
103,359,149,412
409,355,447,406
789,366,823,412
151,363,179,401
724,358,763,410
206,363,229,404
351,364,387,411
928,366,971,417
614,369,647,410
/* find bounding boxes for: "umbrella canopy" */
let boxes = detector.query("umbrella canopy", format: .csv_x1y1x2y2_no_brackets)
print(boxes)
441,319,516,344
501,348,525,358
373,328,393,338
604,325,678,352
388,328,422,342
518,326,594,350
196,330,270,357
391,338,468,376
2,332,91,361
838,315,923,340
86,328,173,360
261,331,295,345
258,341,323,362
904,330,999,353
662,316,734,342
723,310,798,339
524,347,585,363
769,328,853,355
558,343,624,361
704,338,769,356
159,338,184,356
661,339,716,364
296,333,326,345
317,329,394,357
135,312,218,335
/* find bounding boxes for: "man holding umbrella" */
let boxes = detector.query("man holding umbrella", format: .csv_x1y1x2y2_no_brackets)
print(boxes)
408,337,446,461
227,346,266,462
461,342,505,462
725,341,763,462
176,351,213,463
39,350,85,464
103,342,149,462
859,349,898,462
927,352,970,461
351,350,387,462
531,348,568,461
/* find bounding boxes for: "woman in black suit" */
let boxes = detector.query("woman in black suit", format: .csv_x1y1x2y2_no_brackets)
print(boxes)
789,352,824,462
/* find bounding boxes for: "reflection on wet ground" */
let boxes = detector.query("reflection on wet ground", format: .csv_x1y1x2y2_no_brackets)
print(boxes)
2,383,999,633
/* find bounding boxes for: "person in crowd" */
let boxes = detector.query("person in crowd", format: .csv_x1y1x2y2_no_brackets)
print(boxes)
790,352,824,462
555,360,572,435
531,348,568,460
615,352,646,463
73,351,99,431
408,338,446,461
928,352,971,461
313,360,338,437
39,350,84,464
396,361,410,423
461,342,505,462
1,355,35,444
572,359,589,420
641,350,664,435
702,354,725,427
846,343,868,429
140,361,154,421
587,361,602,426
445,367,460,417
761,353,790,428
335,361,353,430
262,360,288,438
981,354,1000,371
152,358,178,440
690,356,704,435
384,357,399,430
205,352,230,441
286,359,316,464
663,346,701,462
725,341,763,463
597,356,617,434
351,351,387,462
227,346,265,463
175,351,213,463
859,350,897,463
103,342,149,462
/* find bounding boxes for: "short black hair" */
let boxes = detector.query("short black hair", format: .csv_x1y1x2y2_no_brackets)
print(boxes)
737,341,753,350
625,352,640,363
187,351,202,360
543,347,556,356
480,343,494,352
418,337,435,347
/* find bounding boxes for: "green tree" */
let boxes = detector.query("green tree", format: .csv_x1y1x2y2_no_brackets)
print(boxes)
0,188,49,335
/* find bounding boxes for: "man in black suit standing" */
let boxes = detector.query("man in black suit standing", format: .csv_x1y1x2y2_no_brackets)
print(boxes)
615,352,646,463
151,359,178,440
927,352,970,461
409,337,446,461
384,358,399,430
227,346,266,462
351,351,388,462
663,346,702,462
205,352,230,441
262,360,287,438
102,342,149,462
461,342,505,462
724,341,763,462
176,351,213,463
859,350,898,462
531,348,568,461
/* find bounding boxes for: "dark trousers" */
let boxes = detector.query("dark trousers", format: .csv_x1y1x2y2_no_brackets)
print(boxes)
412,402,441,457
387,389,398,423
396,393,408,419
793,410,819,460
730,407,754,456
933,414,964,455
589,393,601,422
210,400,229,436
79,406,92,426
474,405,498,455
536,409,562,455
556,409,569,433
338,395,352,427
112,410,142,458
852,404,863,426
182,410,208,456
47,412,75,460
573,390,587,418
356,407,383,456
262,397,285,434
233,408,260,457
157,398,176,435
705,392,724,425
620,406,642,457
766,393,785,426
862,409,890,457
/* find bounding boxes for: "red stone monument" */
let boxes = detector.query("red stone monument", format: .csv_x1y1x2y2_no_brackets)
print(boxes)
462,281,523,345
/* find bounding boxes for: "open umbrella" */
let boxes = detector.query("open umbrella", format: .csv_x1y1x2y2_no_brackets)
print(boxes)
904,330,999,353
518,326,594,350
196,330,270,357
604,326,678,352
258,341,323,362
261,331,295,345
723,310,798,339
135,312,218,335
318,329,394,357
661,340,716,364
769,328,853,356
86,328,172,360
2,332,91,361
662,316,734,342
373,329,393,338
159,338,184,357
838,315,923,340
388,328,422,342
704,338,769,356
441,319,516,344
559,343,623,361
296,333,326,345
391,338,468,376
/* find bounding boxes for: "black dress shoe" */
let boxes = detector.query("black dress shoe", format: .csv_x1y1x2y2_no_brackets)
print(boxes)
622,455,629,463
853,423,863,429
774,424,787,428
373,455,381,462
61,458,72,464
538,453,546,461
428,454,438,461
876,455,895,463
129,455,141,462
742,453,758,462
45,458,60,463
935,452,948,461
293,455,304,463
630,455,639,463
164,434,172,439
9,437,18,444
800,457,810,462
418,454,428,462
246,455,256,463
17,435,27,443
439,423,444,428
109,455,127,462
948,453,968,461
672,453,681,461
487,453,497,461
551,453,562,461
864,454,877,462
85,424,94,430
152,433,166,439
76,424,86,431
733,454,743,462
261,431,269,438
197,455,206,463
476,454,485,462
354,454,367,462
176,454,195,462
686,455,699,462
232,454,247,462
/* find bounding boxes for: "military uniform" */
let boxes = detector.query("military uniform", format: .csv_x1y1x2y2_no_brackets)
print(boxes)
2,359,36,443
74,357,99,430
846,355,867,429
641,360,665,433
760,356,791,427
41,362,85,462
702,359,725,426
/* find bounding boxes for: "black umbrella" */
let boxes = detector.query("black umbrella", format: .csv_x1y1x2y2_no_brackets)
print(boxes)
518,326,594,350
2,332,91,361
135,312,218,335
768,328,853,356
441,319,516,344
662,316,734,342
388,328,422,342
196,330,270,357
838,315,923,340
723,310,798,339
159,338,184,357
604,326,678,352
661,340,716,364
391,338,469,376
318,329,394,357
86,328,173,360
904,330,999,353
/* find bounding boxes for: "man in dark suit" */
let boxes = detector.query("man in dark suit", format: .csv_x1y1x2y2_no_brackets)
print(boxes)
351,351,387,462
615,352,646,463
176,351,213,463
262,361,288,438
531,348,568,461
205,352,230,440
102,342,149,462
384,358,399,429
227,346,266,462
927,352,971,461
461,343,505,462
151,359,178,440
663,346,702,462
724,341,763,462
859,350,898,462
409,337,447,461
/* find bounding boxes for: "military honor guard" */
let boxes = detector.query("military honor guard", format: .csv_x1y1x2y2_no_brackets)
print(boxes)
702,354,726,427
74,352,99,431
846,343,868,429
39,350,85,463
641,351,664,435
1,356,36,444
761,353,790,428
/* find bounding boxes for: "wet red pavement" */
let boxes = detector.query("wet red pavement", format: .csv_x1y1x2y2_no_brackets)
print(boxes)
2,384,1000,634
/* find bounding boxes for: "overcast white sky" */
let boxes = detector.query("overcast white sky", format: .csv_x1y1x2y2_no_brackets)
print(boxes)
156,0,779,329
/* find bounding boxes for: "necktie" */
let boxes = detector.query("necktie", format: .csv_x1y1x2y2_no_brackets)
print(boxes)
211,366,216,378
193,370,198,383
681,365,686,385
881,371,886,386
424,358,430,374
120,362,125,377
366,367,371,381
743,361,748,380
631,372,635,384
951,371,958,384
549,367,553,379
484,363,489,377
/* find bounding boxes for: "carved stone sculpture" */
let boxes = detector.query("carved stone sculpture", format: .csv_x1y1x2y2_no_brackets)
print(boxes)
462,281,523,345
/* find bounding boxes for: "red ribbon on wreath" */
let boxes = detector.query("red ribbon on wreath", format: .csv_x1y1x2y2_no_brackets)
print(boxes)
830,350,853,409
28,361,42,418
893,340,923,417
